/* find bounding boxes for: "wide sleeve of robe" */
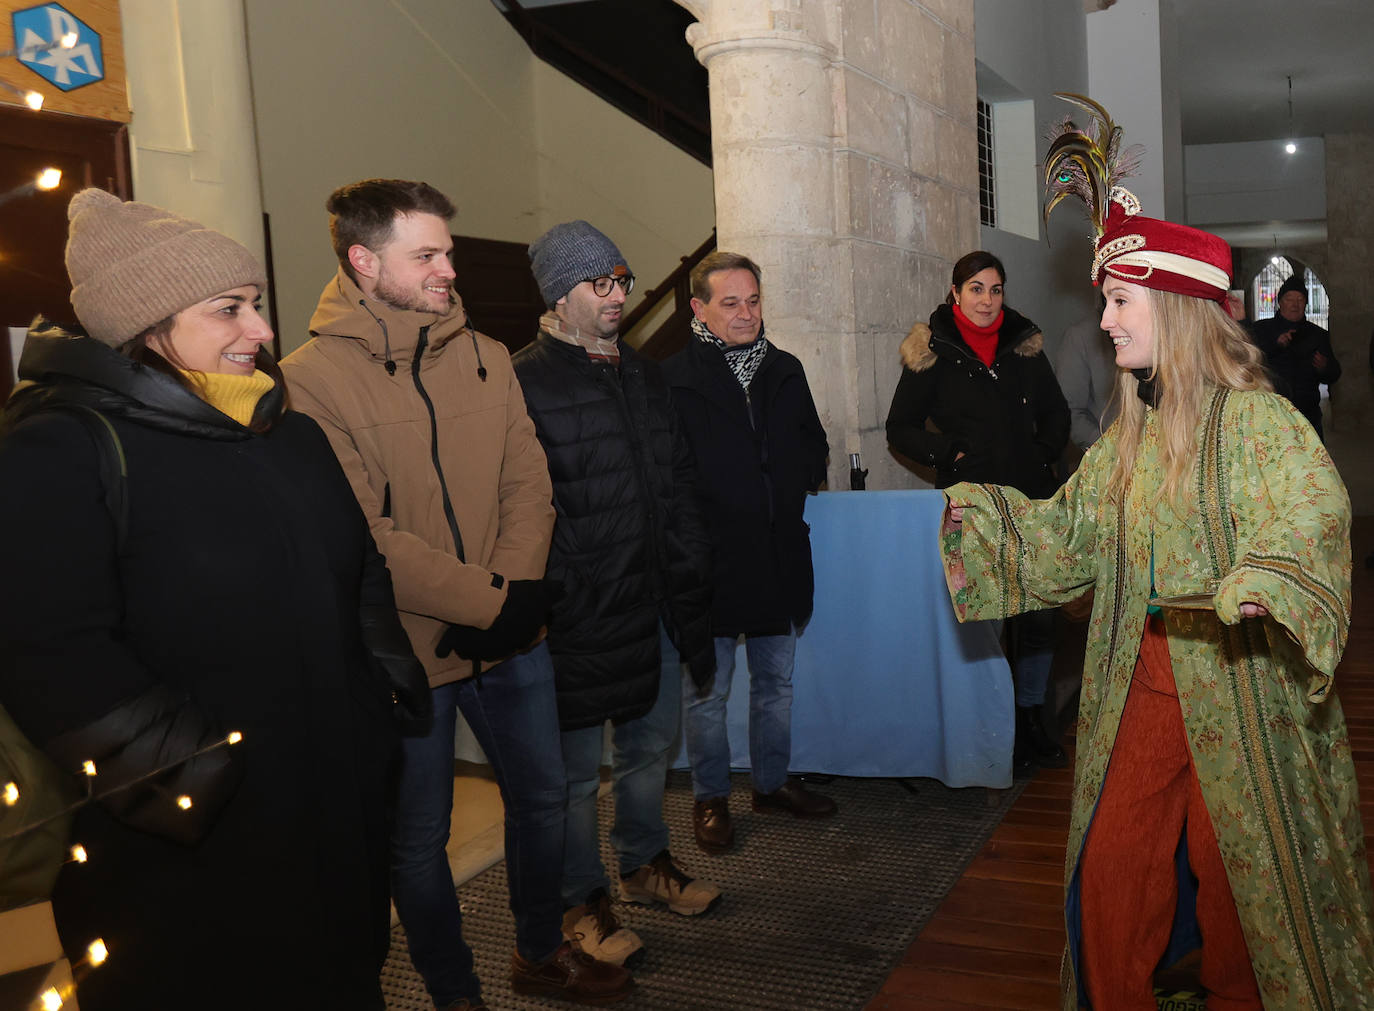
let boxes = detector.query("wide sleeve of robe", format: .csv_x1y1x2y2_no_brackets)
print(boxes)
937,425,1117,622
1211,393,1351,695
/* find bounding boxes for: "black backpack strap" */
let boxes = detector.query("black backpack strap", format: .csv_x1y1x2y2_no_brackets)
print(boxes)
15,403,128,553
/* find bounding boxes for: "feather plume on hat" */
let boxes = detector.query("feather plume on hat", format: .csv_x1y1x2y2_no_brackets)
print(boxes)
1042,93,1143,238
1041,93,1232,303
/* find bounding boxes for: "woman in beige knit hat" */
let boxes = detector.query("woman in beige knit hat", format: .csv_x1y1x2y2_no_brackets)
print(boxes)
0,189,430,1010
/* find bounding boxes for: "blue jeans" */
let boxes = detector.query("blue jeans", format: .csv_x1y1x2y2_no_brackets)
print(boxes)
391,644,566,1005
1007,609,1056,707
682,628,797,798
560,622,681,905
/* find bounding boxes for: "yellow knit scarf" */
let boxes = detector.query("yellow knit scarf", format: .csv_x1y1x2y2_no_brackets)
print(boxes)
183,370,275,426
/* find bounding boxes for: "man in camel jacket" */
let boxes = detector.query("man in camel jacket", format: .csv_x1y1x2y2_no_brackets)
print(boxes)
282,180,629,1009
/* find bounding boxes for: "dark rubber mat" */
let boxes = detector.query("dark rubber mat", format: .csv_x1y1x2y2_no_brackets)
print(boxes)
382,770,1027,1010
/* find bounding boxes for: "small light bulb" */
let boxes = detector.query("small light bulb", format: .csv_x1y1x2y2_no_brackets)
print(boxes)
1284,141,1297,154
82,760,97,777
70,844,88,863
227,731,243,745
176,794,193,810
87,938,109,965
37,167,61,190
24,90,44,111
3,782,17,806
40,988,63,1011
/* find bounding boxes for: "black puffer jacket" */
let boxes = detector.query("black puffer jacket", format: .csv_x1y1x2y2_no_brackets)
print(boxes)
886,304,1070,498
512,334,714,730
0,326,403,1010
663,336,828,637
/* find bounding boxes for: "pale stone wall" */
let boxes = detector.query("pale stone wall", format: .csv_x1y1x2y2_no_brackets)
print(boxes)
1321,132,1374,515
678,0,978,491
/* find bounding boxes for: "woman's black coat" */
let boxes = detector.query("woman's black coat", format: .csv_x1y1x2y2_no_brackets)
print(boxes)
885,304,1070,498
663,338,828,638
512,335,714,730
0,328,402,1010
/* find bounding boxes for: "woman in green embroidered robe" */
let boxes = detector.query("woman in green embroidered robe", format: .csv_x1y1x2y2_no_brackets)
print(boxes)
940,187,1374,1010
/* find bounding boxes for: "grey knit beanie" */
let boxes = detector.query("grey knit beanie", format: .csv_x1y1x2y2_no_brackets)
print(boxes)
528,220,629,308
65,188,268,347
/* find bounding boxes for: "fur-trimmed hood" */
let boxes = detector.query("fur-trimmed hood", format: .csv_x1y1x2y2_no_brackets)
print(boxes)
899,304,1043,372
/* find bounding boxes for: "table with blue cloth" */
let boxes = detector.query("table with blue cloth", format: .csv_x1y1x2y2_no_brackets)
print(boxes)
455,489,1014,788
670,488,1013,789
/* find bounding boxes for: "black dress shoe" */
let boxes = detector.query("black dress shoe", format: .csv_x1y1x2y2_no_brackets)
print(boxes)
1016,705,1068,769
751,778,837,818
511,941,632,1005
693,797,735,854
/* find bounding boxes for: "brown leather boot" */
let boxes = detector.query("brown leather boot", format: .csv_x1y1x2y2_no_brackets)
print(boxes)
510,940,632,1005
693,797,735,854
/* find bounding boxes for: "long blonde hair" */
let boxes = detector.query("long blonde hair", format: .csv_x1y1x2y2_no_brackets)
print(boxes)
1105,287,1270,505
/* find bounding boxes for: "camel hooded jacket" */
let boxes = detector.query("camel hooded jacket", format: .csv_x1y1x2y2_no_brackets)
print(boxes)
282,269,554,687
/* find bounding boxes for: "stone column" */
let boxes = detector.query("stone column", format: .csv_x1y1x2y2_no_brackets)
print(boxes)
1322,131,1374,514
677,0,978,490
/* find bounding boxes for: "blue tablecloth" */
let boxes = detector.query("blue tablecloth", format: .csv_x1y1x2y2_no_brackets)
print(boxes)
670,489,1013,789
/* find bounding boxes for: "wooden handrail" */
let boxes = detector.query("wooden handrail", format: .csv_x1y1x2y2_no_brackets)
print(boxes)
621,230,717,337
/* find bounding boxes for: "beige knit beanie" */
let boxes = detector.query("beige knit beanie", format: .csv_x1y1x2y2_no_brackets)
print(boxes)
65,188,268,347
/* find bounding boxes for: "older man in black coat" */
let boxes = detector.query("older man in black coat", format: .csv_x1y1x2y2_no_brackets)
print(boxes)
663,251,832,856
1251,274,1341,439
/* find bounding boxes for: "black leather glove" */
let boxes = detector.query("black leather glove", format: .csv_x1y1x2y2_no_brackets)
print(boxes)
435,578,561,662
360,605,433,729
44,685,244,847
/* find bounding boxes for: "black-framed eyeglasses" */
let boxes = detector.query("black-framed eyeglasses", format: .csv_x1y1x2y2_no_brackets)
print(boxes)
588,274,635,297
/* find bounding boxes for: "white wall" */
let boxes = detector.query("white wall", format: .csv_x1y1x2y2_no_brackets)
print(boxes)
1185,138,1326,226
974,0,1096,356
242,0,712,352
120,0,266,266
1084,0,1175,220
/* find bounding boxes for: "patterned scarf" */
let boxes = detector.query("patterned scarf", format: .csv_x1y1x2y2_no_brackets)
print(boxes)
691,316,769,390
540,311,621,363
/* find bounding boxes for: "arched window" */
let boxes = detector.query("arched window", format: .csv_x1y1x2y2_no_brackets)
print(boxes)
1253,256,1292,321
1252,257,1329,330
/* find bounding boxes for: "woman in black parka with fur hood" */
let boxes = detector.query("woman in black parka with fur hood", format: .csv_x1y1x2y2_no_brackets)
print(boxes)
886,250,1071,770
0,190,429,1010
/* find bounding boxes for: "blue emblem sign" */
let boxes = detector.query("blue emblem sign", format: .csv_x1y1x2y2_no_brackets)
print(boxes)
12,3,104,92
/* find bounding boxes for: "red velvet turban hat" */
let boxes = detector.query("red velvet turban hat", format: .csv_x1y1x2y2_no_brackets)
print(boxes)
1092,188,1232,304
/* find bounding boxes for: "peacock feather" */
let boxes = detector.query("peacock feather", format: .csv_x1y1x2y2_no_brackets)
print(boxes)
1042,93,1143,236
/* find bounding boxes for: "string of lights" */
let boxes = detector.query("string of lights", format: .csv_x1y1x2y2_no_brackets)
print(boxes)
1,729,244,1009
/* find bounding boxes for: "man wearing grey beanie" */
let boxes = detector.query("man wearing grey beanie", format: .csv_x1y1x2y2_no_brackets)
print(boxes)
513,221,722,968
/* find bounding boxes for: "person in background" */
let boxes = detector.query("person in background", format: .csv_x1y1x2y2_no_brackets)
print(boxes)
886,250,1071,771
1224,289,1250,329
282,181,628,1009
663,251,833,856
513,220,721,972
0,189,429,1009
1054,294,1117,455
1249,274,1341,438
945,102,1374,1006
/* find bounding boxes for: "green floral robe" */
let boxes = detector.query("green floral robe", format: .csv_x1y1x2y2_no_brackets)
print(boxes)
940,387,1374,1010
